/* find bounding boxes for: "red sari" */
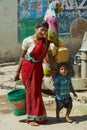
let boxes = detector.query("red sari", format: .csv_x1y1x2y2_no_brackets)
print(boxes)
21,38,50,124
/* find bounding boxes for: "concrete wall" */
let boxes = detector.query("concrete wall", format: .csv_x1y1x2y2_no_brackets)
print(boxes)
0,0,84,63
0,0,21,63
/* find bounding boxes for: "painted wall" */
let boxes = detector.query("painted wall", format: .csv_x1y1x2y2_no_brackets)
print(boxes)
0,0,21,63
0,0,87,63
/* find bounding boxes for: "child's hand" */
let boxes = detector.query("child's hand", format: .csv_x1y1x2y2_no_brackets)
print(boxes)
73,93,77,97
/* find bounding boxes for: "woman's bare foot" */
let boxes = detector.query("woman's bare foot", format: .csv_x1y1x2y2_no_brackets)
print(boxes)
29,122,39,126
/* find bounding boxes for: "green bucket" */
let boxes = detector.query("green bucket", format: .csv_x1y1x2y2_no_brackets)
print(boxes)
7,88,26,116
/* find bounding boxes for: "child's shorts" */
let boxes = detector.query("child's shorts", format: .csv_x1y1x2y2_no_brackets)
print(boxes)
55,97,72,110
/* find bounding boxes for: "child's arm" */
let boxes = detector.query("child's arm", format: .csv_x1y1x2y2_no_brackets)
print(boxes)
69,78,78,97
72,91,77,97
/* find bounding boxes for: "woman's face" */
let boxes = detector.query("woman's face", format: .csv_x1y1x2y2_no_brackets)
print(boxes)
35,27,48,39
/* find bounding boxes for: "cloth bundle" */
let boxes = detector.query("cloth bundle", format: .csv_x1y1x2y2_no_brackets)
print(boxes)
44,1,62,47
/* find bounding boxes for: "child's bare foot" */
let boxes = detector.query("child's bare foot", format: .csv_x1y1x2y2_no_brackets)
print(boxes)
65,116,73,123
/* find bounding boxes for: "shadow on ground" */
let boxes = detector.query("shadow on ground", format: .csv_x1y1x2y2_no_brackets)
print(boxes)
47,115,87,125
19,115,87,125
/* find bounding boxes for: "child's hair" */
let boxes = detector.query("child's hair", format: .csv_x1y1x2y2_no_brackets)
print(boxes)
35,20,49,29
57,62,69,70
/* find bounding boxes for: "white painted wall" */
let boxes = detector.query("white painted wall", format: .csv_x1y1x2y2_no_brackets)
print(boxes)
0,0,21,63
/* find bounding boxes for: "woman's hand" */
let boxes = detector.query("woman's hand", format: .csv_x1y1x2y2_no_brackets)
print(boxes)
13,71,20,81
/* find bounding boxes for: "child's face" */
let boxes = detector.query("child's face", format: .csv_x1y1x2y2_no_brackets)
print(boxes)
59,66,68,77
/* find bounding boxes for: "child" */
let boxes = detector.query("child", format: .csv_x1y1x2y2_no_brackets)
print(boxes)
52,62,77,123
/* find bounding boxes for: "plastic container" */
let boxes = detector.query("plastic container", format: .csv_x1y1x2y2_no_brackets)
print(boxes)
7,88,26,116
55,47,69,63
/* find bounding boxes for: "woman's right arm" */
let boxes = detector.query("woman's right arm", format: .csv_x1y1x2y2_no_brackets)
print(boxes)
13,49,27,81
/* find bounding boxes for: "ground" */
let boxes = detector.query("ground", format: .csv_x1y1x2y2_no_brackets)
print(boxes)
0,64,87,130
0,88,87,130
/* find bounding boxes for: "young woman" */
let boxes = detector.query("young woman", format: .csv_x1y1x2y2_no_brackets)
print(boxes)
14,20,51,126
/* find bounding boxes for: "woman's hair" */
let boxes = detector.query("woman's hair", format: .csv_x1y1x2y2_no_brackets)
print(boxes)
57,62,69,70
35,20,49,29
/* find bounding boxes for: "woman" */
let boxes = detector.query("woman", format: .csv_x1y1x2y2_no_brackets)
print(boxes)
14,20,51,126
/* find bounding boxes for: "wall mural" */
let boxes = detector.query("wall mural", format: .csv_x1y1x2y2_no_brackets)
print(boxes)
18,0,87,43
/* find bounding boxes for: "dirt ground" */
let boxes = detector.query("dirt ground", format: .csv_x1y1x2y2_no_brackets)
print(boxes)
0,90,87,114
0,89,87,130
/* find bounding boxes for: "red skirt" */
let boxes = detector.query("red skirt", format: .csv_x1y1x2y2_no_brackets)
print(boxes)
21,59,48,124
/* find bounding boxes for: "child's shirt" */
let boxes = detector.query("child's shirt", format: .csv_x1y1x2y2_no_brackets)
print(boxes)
53,74,75,100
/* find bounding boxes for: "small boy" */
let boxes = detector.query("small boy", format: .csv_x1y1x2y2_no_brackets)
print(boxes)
52,62,77,123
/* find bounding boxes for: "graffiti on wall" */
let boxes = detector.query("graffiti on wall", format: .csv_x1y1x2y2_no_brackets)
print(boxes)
18,0,87,43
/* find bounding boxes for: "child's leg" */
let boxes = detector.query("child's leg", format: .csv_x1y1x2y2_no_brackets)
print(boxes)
56,109,60,118
65,108,72,123
64,97,73,123
56,109,62,122
55,98,63,122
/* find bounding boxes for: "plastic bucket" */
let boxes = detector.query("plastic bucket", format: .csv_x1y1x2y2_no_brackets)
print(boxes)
7,88,26,116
